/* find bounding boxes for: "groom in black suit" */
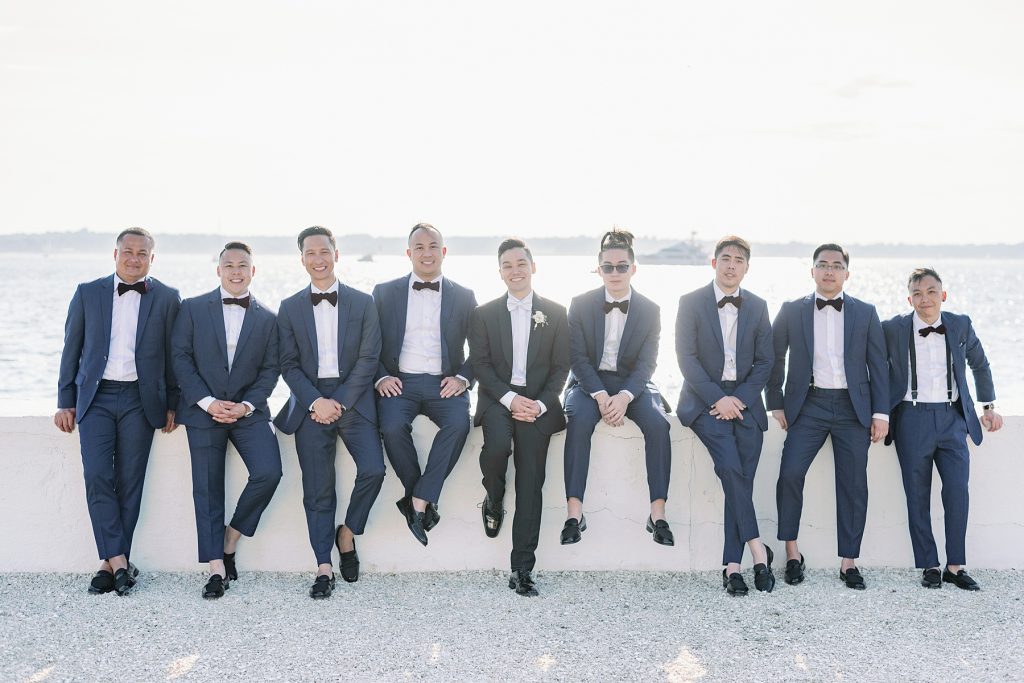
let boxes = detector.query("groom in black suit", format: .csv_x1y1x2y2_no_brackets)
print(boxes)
469,239,570,596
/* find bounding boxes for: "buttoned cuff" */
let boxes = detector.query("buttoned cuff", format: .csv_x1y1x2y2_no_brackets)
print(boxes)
872,413,889,423
500,391,517,411
198,396,216,412
589,390,609,400
242,401,255,417
455,374,468,386
374,376,392,389
621,390,635,402
536,400,547,416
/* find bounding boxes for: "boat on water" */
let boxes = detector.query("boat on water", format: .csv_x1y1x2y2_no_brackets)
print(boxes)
640,232,708,265
358,253,374,262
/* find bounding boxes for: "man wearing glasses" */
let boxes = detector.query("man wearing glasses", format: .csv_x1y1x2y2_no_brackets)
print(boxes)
560,229,673,547
766,243,889,590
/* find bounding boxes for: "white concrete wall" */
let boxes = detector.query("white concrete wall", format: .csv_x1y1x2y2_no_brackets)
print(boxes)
3,415,1021,572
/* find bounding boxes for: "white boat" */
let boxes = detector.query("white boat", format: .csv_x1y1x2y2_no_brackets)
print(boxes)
640,232,707,265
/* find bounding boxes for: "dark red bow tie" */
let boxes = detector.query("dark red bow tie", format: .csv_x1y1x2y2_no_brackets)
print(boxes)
919,324,946,337
412,280,440,292
223,296,250,308
117,281,147,296
718,295,742,309
603,300,629,314
816,297,843,312
311,291,338,307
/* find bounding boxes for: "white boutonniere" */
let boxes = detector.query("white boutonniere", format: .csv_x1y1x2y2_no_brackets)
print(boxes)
532,310,548,329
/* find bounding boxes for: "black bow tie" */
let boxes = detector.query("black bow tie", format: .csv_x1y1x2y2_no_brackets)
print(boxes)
816,297,843,312
412,280,440,292
603,300,629,315
117,281,147,296
311,291,338,307
919,324,946,337
718,295,742,309
223,296,250,308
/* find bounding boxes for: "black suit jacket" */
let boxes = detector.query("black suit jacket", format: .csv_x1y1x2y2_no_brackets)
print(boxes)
469,293,570,436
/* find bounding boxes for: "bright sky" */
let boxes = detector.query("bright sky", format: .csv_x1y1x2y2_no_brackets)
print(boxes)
1,1,1022,243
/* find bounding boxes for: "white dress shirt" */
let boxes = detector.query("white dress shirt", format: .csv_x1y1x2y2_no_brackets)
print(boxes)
313,280,340,379
198,288,254,415
101,274,141,381
713,282,739,382
904,313,958,403
398,275,444,376
594,288,634,401
499,291,547,416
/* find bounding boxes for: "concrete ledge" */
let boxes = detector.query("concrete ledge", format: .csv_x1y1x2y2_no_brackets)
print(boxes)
4,415,1021,571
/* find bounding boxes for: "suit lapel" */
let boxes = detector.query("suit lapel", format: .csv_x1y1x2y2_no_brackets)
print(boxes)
618,292,641,364
336,284,351,364
842,295,855,360
233,298,259,368
899,314,913,383
395,277,409,344
703,284,725,351
498,297,514,369
100,276,114,354
801,296,815,361
300,286,318,360
526,295,544,369
135,278,155,342
592,289,605,365
207,289,228,366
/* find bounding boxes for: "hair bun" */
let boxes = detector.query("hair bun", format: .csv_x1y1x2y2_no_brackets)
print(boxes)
600,228,635,249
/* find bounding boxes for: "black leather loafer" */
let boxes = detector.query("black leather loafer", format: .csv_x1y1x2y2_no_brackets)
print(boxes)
423,502,440,532
723,569,748,596
559,516,587,545
310,573,336,599
223,552,238,581
922,568,942,589
202,574,230,599
784,554,805,585
481,495,505,538
754,545,775,592
336,525,359,583
113,563,139,596
942,568,980,591
88,570,115,595
396,497,428,546
646,516,675,546
508,569,539,597
840,566,866,590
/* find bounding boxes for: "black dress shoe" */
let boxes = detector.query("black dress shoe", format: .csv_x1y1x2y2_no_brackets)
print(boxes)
942,568,980,591
336,524,360,583
784,554,805,585
646,516,675,546
723,569,748,596
559,516,587,545
88,570,115,595
922,568,942,589
223,552,238,581
840,566,866,590
310,573,336,599
396,497,429,546
508,569,539,597
754,545,775,592
481,495,505,538
423,502,440,532
202,574,230,599
113,562,139,596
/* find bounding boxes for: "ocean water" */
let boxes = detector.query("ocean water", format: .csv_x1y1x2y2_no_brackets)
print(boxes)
2,252,1020,416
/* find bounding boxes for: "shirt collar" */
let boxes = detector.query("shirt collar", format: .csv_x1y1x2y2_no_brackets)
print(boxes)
604,287,632,303
220,287,250,300
814,290,845,302
410,274,444,289
311,279,339,295
912,311,943,331
507,291,534,307
712,281,740,303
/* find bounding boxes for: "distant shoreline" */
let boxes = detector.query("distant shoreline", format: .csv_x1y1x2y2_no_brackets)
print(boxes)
2,230,1022,259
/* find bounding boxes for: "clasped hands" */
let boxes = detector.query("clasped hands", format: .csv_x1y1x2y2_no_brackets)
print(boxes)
594,391,631,427
206,400,247,424
309,397,344,424
377,375,467,399
510,395,543,422
710,396,746,421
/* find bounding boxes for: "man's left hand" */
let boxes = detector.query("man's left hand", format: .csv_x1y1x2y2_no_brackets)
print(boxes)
439,376,467,398
870,417,888,443
162,410,178,433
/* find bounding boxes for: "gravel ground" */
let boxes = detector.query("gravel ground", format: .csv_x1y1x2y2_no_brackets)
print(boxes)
1,569,1021,682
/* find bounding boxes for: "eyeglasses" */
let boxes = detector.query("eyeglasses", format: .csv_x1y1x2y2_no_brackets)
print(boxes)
814,263,846,272
599,264,631,274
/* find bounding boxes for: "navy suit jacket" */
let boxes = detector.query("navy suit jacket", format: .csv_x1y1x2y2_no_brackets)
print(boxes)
566,286,662,402
371,275,477,386
171,289,279,429
273,283,381,435
469,293,571,436
882,311,995,446
675,283,773,430
58,275,181,428
765,293,888,428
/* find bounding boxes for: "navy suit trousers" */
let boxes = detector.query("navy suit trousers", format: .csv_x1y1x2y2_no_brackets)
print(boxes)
776,388,870,558
894,401,970,568
78,380,156,560
563,373,672,502
690,402,763,565
378,373,471,504
185,420,282,563
294,379,386,565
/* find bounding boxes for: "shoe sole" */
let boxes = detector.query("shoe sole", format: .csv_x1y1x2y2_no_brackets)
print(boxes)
839,575,866,590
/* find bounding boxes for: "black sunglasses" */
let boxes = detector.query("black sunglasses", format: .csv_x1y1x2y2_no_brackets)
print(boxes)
599,264,631,274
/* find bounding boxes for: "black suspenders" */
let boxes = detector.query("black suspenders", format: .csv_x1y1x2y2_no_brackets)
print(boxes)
908,330,953,406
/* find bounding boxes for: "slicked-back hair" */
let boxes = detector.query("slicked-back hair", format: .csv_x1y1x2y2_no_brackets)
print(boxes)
598,228,635,262
408,222,444,245
812,242,849,266
297,226,336,251
497,237,533,262
715,235,751,260
908,267,943,289
116,227,154,249
220,241,253,258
